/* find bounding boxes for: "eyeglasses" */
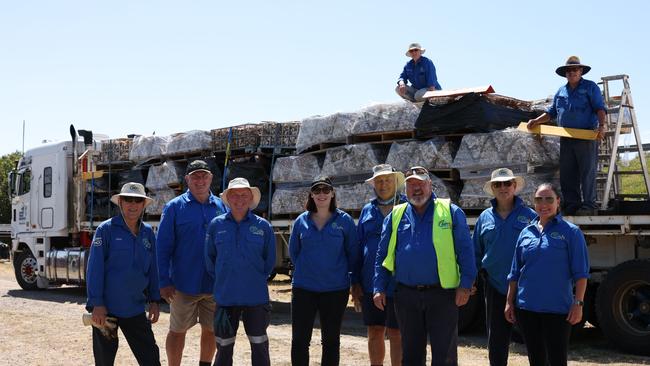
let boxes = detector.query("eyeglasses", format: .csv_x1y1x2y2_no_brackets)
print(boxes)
405,167,428,177
492,181,514,188
534,196,556,204
311,186,332,195
122,196,145,203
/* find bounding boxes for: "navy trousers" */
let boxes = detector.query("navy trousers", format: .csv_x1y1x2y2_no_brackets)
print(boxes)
484,282,513,366
213,304,271,366
560,137,598,213
515,308,571,366
394,283,458,366
92,312,160,366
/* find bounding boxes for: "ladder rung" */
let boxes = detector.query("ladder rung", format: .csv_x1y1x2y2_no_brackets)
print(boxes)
618,145,650,153
607,106,634,114
601,74,629,81
613,170,645,175
615,194,650,199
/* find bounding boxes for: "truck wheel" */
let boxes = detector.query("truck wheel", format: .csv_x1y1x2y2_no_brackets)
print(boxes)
596,259,650,355
14,250,40,290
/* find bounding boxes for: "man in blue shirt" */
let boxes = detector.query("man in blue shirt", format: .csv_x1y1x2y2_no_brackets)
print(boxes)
86,182,161,366
157,160,227,366
352,164,405,366
205,177,276,366
527,56,607,215
374,167,477,365
396,43,442,102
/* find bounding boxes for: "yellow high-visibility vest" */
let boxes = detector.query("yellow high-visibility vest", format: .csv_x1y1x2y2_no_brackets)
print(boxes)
382,199,460,289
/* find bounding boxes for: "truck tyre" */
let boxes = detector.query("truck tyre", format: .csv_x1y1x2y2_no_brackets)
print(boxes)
596,259,650,355
14,250,40,290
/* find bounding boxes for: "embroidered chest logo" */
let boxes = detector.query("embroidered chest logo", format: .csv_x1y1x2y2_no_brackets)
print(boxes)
517,215,531,224
550,232,565,240
92,238,103,247
249,226,264,236
331,222,342,231
142,238,152,249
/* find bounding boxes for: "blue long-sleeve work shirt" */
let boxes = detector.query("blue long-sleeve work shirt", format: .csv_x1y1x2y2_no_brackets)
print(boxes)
507,215,590,314
473,197,537,294
546,78,606,129
205,211,276,306
86,215,161,318
356,196,407,296
289,209,359,292
156,190,227,295
398,56,442,90
374,196,477,293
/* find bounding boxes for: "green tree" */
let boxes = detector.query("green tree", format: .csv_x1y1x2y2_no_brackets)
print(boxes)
0,152,23,223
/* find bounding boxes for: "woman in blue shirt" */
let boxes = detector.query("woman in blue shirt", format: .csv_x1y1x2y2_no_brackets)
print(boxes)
289,176,359,366
505,183,589,366
473,168,536,366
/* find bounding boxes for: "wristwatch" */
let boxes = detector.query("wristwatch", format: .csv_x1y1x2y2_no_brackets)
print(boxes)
573,299,585,306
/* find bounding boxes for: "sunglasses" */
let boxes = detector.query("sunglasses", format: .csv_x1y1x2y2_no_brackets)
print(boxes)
492,181,514,188
534,196,556,204
122,196,145,203
408,49,421,53
405,167,428,177
311,186,332,195
565,67,582,73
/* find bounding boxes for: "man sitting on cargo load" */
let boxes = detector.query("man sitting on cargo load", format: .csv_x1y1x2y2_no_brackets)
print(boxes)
396,43,442,102
157,160,228,366
86,182,161,366
527,56,607,215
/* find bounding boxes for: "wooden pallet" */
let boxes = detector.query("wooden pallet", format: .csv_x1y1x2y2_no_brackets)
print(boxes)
430,168,460,181
300,141,347,154
347,130,416,144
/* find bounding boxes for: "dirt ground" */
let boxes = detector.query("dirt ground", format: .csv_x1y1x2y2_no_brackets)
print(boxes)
0,260,649,366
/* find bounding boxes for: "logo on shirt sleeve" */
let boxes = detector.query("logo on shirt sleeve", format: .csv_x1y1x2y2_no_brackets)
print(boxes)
92,238,103,247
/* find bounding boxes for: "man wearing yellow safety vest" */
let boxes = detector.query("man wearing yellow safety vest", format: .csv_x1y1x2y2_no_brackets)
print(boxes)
373,166,477,366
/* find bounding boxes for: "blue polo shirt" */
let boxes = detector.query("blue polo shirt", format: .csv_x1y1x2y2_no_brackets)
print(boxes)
546,78,606,129
356,196,407,296
374,196,477,293
289,209,359,292
205,211,275,306
156,190,227,295
507,215,590,314
86,215,161,318
473,197,537,295
399,56,442,90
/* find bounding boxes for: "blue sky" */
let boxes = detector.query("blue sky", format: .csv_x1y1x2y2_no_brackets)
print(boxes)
1,0,649,156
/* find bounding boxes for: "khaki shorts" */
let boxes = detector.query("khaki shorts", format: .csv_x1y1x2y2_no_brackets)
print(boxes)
169,291,216,333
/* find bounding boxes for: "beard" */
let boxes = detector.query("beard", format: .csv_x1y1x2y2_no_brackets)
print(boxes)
407,193,429,207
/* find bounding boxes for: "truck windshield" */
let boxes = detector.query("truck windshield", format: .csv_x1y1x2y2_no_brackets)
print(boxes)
18,169,31,196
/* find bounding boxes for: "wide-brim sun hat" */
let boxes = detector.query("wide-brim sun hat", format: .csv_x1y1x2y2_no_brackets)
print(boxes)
405,42,426,57
365,164,405,188
220,177,261,210
555,55,591,77
110,182,154,208
483,168,525,196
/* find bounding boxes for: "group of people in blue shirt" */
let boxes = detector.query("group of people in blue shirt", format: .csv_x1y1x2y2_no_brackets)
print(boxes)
85,50,600,366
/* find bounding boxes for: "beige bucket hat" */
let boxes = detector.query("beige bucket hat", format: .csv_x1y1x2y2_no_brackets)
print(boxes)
220,177,261,210
110,182,153,207
365,164,405,188
482,168,525,196
556,55,591,77
405,42,426,57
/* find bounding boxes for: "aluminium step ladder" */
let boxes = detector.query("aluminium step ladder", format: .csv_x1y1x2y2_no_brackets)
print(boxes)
597,74,650,210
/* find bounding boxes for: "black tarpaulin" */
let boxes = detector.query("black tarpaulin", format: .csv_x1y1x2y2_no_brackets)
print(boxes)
415,93,540,137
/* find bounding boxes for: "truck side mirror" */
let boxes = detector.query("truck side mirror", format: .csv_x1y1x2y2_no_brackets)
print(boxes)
7,171,16,198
